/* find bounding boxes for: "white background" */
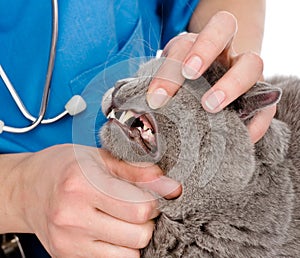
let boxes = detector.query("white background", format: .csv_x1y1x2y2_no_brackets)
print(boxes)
262,0,300,77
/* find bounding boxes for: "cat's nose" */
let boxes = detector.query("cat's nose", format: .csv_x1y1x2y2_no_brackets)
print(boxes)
111,78,136,108
114,78,136,91
102,78,136,114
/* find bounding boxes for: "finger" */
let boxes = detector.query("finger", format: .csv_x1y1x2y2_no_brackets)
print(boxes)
47,223,142,258
101,150,162,181
94,175,160,222
88,208,154,249
182,11,238,80
55,202,154,249
101,150,182,199
69,153,160,223
91,241,140,258
147,36,196,109
136,176,182,200
162,33,197,58
52,239,140,258
84,168,160,223
201,51,263,113
247,105,276,143
147,12,237,110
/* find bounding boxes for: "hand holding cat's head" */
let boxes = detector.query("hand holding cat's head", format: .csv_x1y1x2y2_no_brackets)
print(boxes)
100,58,281,188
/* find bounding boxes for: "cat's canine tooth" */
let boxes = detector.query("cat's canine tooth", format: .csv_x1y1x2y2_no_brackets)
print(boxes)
137,127,143,132
118,110,134,124
118,111,127,124
107,109,116,119
122,110,135,123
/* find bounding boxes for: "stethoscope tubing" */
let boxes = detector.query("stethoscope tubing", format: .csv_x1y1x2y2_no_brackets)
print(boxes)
0,0,59,133
0,65,68,125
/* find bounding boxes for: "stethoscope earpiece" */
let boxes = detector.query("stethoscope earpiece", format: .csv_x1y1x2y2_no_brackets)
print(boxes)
65,95,87,116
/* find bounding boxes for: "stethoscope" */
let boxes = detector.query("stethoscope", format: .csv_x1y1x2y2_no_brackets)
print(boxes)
0,0,87,134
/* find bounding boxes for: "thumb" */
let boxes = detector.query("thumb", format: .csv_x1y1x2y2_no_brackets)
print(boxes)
100,149,182,199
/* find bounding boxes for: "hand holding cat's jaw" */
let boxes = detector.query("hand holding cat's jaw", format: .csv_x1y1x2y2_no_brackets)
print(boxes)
136,175,182,200
100,149,182,200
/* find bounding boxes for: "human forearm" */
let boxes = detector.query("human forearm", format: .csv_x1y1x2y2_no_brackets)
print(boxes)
188,0,266,54
0,152,32,233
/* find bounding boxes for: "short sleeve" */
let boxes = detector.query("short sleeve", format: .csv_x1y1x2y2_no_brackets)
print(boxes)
158,0,200,46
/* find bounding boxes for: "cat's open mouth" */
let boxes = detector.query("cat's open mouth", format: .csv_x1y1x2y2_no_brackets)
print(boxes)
106,109,157,154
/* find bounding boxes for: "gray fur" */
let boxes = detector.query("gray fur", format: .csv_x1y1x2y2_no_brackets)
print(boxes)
100,58,300,257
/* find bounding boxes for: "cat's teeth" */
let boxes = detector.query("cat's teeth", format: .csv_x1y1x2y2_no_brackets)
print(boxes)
122,110,136,123
107,109,116,119
118,111,126,123
107,109,136,124
118,110,135,124
143,124,153,131
143,125,153,134
141,129,155,143
141,131,149,141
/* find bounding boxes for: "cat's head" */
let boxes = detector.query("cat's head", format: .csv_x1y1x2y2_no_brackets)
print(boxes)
100,58,281,186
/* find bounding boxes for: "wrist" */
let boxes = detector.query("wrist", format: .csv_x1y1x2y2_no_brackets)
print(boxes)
0,152,34,233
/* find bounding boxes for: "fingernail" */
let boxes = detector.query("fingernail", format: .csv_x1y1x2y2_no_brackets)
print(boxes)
147,88,170,109
204,90,226,111
182,55,203,79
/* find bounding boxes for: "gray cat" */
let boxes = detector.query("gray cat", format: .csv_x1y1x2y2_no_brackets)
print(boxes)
100,58,300,258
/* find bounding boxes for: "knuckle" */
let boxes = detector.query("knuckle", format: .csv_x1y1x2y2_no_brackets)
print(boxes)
129,251,140,258
61,167,84,194
111,249,140,258
230,73,243,91
195,36,224,64
135,202,155,223
199,38,220,54
208,11,238,37
249,121,266,143
248,107,275,143
215,11,238,30
48,204,71,227
48,238,68,257
48,185,85,228
135,222,154,249
167,37,194,56
244,52,264,72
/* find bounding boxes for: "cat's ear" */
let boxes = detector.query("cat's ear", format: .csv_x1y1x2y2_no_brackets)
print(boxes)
233,82,282,121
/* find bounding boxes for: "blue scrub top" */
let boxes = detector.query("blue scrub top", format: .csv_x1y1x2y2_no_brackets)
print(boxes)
0,1,199,256
0,0,199,154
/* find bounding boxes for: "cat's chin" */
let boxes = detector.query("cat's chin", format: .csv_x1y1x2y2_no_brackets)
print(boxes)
100,117,163,164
